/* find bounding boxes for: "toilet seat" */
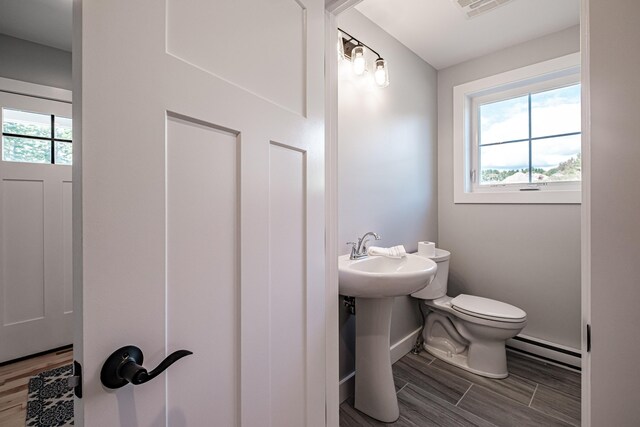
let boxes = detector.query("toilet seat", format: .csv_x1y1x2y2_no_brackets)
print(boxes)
451,294,526,323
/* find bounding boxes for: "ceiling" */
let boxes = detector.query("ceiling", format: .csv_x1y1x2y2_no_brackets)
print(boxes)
0,0,579,65
356,0,580,70
0,0,72,51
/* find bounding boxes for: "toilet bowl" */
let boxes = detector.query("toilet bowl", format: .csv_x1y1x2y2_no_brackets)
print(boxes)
412,248,526,378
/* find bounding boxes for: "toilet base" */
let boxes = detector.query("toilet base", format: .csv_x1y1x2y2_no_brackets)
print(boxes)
424,343,508,379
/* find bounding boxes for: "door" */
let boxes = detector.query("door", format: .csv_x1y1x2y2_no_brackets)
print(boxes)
0,92,72,362
75,0,325,426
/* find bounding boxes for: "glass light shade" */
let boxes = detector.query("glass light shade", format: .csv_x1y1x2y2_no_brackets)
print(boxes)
352,45,366,75
337,34,345,61
374,58,389,88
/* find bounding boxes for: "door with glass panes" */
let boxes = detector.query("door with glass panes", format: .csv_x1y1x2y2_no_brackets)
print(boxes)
0,91,73,362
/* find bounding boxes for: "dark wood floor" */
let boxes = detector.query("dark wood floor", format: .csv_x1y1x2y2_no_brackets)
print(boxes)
341,350,581,427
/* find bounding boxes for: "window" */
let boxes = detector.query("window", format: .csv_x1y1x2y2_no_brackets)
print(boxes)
2,108,72,165
453,53,581,204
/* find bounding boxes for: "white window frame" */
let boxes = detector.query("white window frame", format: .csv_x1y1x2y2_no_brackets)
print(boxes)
453,53,581,204
0,77,73,166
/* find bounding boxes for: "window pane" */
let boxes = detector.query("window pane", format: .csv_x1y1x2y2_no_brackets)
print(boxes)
532,134,581,182
55,116,72,140
2,109,51,138
479,95,529,145
480,141,529,184
2,136,51,163
531,84,581,138
54,141,72,165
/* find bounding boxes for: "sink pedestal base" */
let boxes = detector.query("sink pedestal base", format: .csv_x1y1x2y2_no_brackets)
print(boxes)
354,297,399,422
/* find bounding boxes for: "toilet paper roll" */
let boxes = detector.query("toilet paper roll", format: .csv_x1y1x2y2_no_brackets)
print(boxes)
418,241,436,258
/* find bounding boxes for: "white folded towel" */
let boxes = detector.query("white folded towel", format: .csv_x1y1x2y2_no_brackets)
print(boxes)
367,245,407,259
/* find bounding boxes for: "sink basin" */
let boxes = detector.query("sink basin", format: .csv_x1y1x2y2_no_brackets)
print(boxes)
339,254,437,298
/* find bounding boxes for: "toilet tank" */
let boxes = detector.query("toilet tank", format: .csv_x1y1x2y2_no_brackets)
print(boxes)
411,248,450,300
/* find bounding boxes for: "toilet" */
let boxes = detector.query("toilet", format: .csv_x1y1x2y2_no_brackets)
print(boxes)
412,248,527,378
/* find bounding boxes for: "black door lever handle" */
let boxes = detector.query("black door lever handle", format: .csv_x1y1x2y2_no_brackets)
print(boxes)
100,345,193,389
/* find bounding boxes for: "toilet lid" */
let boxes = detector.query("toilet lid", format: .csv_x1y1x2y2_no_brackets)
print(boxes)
451,294,526,322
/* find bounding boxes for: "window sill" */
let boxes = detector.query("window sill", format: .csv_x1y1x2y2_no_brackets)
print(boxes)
454,188,581,204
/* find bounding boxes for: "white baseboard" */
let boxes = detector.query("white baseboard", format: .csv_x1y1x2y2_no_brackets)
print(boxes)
507,334,581,370
338,371,355,404
339,326,422,403
390,326,423,363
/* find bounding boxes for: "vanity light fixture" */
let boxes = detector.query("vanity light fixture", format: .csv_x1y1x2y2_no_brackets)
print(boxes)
338,28,390,88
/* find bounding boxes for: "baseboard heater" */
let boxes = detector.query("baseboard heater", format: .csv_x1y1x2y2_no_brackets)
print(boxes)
507,335,581,371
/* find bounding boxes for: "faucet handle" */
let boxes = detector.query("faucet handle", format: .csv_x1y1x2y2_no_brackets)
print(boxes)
346,241,358,258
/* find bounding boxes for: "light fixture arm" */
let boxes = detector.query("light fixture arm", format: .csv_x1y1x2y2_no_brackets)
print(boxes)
337,28,384,61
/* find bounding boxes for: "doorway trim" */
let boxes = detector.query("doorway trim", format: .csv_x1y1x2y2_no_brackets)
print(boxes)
324,1,363,425
580,0,591,425
0,77,71,103
324,1,591,426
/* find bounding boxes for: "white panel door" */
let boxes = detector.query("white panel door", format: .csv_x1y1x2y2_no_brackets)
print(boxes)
0,92,72,362
76,0,325,426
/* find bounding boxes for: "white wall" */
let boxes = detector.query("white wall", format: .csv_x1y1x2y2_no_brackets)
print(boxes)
0,34,72,90
437,26,582,349
589,0,640,423
337,9,438,380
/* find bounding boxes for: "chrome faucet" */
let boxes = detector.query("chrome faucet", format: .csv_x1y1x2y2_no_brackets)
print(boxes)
347,231,381,260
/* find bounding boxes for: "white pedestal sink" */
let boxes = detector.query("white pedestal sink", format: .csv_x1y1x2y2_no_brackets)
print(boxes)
339,254,437,422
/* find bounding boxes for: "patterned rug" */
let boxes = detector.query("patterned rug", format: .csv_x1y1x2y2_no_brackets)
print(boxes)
26,364,74,426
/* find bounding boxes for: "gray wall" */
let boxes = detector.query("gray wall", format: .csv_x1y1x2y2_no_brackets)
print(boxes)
437,26,582,349
0,34,72,90
589,0,640,423
337,9,438,379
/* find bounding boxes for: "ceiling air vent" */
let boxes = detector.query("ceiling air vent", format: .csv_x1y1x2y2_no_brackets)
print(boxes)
453,0,515,19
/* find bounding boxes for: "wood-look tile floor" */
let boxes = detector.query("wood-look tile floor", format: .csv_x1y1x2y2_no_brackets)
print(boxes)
341,350,581,427
0,347,73,427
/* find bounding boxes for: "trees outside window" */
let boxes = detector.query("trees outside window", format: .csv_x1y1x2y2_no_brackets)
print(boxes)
2,108,72,165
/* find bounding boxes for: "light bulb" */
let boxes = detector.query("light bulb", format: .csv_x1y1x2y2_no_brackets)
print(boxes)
352,45,366,76
374,58,389,88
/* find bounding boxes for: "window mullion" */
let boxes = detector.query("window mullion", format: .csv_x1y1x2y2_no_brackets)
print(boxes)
50,114,55,164
476,106,480,185
528,93,532,183
480,137,531,147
